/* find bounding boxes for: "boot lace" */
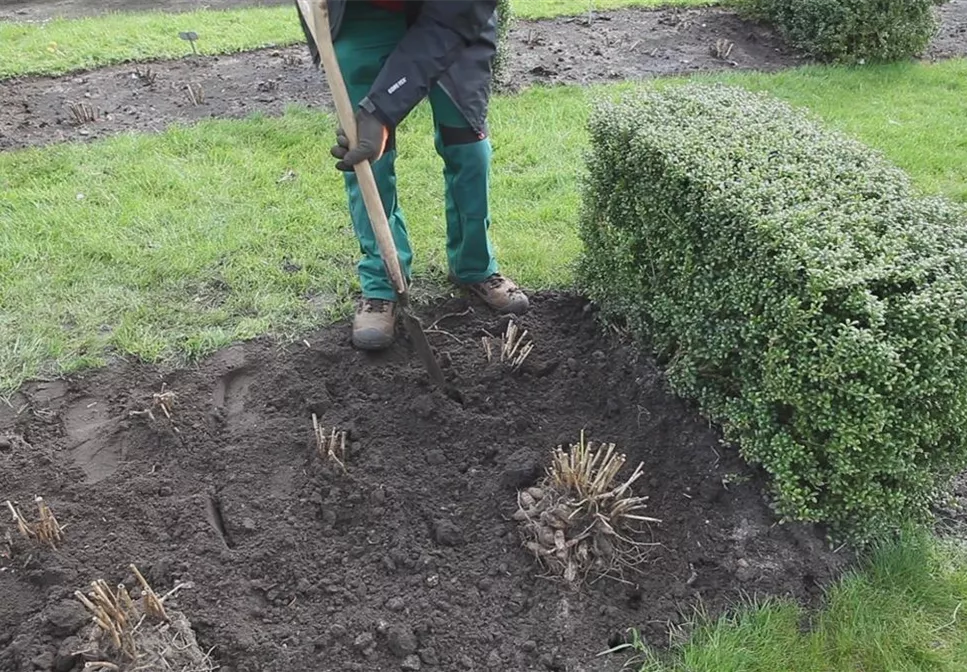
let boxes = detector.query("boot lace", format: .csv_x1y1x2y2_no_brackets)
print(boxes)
484,274,519,294
362,299,391,313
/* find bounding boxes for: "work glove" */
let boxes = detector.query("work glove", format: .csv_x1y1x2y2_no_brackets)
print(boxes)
331,107,389,172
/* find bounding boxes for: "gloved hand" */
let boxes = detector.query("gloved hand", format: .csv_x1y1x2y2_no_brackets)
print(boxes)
331,107,390,172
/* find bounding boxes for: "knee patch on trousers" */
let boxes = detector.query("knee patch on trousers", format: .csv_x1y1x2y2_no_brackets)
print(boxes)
438,124,488,147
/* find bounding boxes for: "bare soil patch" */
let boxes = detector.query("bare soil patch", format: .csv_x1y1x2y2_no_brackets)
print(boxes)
0,292,847,671
0,6,802,150
929,0,967,60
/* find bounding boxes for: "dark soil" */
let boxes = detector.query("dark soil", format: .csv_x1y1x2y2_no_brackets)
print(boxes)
0,6,803,150
928,0,967,60
0,0,289,23
0,293,847,672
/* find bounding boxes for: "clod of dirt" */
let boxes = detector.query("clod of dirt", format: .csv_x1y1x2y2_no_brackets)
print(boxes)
54,636,82,672
401,654,422,670
386,624,418,656
432,519,464,547
45,600,89,637
354,632,375,650
386,597,405,612
30,651,53,670
501,447,541,489
540,652,566,670
410,395,436,419
419,647,439,665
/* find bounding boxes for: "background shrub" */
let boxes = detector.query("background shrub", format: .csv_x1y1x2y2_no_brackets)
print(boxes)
578,83,967,542
493,0,515,90
738,0,946,64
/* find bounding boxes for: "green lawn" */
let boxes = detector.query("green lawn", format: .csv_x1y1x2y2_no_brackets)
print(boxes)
0,0,714,79
635,533,967,671
0,88,586,391
1,58,965,393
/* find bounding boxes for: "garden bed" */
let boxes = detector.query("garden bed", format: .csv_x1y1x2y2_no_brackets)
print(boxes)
4,0,965,152
2,5,803,150
0,292,847,671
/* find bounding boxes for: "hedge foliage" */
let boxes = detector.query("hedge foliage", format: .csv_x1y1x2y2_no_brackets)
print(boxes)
739,0,946,64
578,83,967,542
494,0,515,90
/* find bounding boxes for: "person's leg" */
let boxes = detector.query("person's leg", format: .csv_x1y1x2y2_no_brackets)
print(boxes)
427,86,496,284
428,86,528,314
334,3,413,347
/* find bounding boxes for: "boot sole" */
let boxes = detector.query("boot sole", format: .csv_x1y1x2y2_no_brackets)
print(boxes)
352,328,396,351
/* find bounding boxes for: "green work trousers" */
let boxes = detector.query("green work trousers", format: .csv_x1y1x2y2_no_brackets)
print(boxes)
334,1,498,301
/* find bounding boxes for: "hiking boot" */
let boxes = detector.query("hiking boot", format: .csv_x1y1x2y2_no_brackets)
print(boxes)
458,273,529,315
352,299,397,351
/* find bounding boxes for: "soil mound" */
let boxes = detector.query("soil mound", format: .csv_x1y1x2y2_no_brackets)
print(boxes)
0,292,846,671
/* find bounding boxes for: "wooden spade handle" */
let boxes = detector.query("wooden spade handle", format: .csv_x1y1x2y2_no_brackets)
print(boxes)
301,0,408,297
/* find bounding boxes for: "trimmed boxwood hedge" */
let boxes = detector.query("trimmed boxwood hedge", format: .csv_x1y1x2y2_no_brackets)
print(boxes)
739,0,946,64
578,83,967,542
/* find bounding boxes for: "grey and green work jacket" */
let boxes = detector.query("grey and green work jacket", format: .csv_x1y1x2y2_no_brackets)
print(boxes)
295,0,498,136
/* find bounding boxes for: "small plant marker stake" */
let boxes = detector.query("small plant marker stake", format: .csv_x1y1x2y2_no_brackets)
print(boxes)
178,31,199,55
